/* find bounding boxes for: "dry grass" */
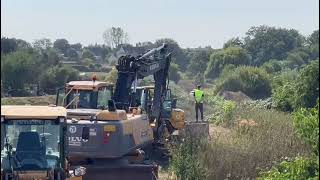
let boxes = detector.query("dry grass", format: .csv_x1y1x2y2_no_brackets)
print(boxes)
169,105,312,180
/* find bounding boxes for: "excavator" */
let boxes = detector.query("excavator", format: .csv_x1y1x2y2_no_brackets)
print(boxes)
1,105,86,180
56,44,185,179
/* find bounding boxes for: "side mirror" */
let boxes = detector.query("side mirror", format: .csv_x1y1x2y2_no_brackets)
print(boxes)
172,98,177,108
82,127,90,140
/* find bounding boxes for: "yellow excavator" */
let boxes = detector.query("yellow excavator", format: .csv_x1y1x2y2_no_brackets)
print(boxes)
55,44,185,179
1,105,86,180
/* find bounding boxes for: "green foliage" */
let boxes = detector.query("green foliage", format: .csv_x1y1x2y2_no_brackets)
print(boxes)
205,91,236,126
285,50,310,69
1,37,31,54
187,50,210,76
104,68,118,83
258,157,319,180
33,38,52,50
205,47,251,79
155,38,188,70
53,39,70,54
169,63,181,83
244,25,304,65
1,50,39,96
271,69,298,111
293,100,319,155
39,66,79,94
169,138,208,180
82,49,95,60
261,59,282,73
293,60,319,109
215,66,271,99
223,37,243,49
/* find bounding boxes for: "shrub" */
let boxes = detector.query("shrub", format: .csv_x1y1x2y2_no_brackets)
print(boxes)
205,92,236,126
271,69,298,111
205,47,251,79
258,156,319,179
292,60,319,109
40,66,79,94
201,105,310,179
215,66,271,99
104,67,118,83
293,100,319,155
169,138,208,180
261,59,282,73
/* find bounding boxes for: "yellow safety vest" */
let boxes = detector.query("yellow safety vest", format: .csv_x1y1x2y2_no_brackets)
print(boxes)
194,89,204,103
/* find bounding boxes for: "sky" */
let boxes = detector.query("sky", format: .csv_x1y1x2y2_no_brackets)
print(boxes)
1,0,319,48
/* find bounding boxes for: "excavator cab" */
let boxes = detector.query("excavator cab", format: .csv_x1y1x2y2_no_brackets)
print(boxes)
56,80,113,110
1,105,86,180
135,86,185,135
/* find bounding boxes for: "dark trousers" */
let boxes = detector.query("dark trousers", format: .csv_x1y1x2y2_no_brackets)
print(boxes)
195,102,204,121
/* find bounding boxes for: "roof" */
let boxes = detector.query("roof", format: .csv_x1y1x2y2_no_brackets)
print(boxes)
66,81,112,90
1,105,67,119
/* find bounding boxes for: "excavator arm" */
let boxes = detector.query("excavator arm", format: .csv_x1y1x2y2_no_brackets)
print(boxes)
113,44,171,120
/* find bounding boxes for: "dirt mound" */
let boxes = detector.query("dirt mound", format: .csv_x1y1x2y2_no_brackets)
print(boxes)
218,90,251,103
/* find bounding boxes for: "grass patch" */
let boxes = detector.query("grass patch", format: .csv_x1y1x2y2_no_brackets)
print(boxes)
1,95,56,105
169,105,311,179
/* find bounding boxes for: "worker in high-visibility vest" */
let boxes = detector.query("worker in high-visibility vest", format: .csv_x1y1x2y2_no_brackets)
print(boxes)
193,85,204,122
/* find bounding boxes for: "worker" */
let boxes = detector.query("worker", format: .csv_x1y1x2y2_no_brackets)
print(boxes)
193,85,204,122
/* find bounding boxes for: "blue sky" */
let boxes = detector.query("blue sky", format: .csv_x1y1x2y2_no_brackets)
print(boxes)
1,0,319,48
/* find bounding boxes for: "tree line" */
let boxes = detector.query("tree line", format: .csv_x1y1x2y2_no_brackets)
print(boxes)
1,26,319,110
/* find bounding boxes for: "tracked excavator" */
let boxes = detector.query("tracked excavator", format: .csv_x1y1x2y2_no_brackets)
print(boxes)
56,44,184,179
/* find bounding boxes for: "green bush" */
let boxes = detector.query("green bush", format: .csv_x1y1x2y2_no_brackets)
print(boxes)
104,67,118,83
293,60,319,109
293,100,319,155
169,138,208,180
205,47,251,79
258,156,319,180
261,59,282,73
271,69,298,111
40,66,79,94
215,66,271,99
205,92,236,126
258,100,319,179
169,63,181,83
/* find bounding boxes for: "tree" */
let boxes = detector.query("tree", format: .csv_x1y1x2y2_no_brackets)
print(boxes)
223,37,243,49
39,66,79,94
53,39,70,54
169,63,181,83
70,43,82,51
103,27,129,48
1,51,38,96
244,25,304,65
261,59,282,73
307,30,319,60
215,66,271,99
86,44,111,59
205,47,251,79
154,38,188,70
187,50,210,76
293,60,319,109
1,38,31,54
33,38,52,50
82,49,95,60
1,37,18,54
